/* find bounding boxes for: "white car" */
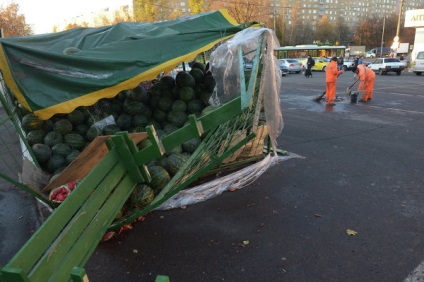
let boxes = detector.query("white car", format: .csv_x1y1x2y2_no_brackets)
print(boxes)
365,52,376,58
368,58,406,75
413,51,424,76
279,59,302,74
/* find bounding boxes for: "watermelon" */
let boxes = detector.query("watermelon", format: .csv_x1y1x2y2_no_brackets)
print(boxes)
42,120,54,132
179,86,195,102
167,110,187,128
149,85,162,96
64,133,86,150
47,154,67,173
103,124,121,135
182,138,201,153
131,85,149,103
138,138,152,150
148,165,171,192
21,113,43,133
153,109,167,123
157,96,174,112
26,129,46,146
132,114,149,128
176,71,195,88
163,124,179,135
202,73,216,92
32,143,52,164
66,109,85,125
52,143,73,157
165,153,188,176
116,113,132,130
66,150,80,164
53,119,73,135
132,126,146,133
44,131,63,147
86,126,103,141
171,100,187,112
148,93,161,110
74,124,89,136
49,185,71,203
190,68,204,83
123,99,148,115
171,86,181,100
191,62,206,73
187,99,205,115
160,76,176,89
130,184,155,209
147,118,163,130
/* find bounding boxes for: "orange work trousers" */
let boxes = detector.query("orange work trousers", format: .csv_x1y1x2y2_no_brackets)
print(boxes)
361,76,376,100
326,82,337,104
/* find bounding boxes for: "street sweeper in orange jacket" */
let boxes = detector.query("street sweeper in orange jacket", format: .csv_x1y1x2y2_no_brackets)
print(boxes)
352,64,376,102
325,57,344,106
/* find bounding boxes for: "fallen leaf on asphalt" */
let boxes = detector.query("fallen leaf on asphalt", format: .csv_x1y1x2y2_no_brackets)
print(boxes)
243,240,250,245
346,229,358,236
314,214,322,217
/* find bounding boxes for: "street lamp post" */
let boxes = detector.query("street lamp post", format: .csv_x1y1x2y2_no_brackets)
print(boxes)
392,0,404,57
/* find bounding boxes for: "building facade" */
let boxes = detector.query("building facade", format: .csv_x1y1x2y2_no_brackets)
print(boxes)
280,0,424,27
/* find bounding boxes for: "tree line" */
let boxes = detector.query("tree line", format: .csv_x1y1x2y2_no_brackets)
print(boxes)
0,0,416,52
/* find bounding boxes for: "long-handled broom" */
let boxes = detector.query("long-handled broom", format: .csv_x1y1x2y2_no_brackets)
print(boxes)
346,79,359,96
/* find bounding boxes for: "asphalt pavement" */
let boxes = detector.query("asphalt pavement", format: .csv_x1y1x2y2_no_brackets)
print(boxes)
2,69,424,281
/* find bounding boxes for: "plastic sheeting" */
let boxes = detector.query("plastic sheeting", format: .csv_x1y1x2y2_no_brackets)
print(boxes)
156,152,304,210
209,27,284,154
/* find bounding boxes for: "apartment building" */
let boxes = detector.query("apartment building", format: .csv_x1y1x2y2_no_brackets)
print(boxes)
279,0,424,27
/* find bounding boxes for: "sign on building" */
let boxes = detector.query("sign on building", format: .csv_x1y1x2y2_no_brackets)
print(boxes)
405,9,424,28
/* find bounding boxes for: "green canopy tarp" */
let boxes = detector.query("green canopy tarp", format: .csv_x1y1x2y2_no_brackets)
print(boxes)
0,10,260,120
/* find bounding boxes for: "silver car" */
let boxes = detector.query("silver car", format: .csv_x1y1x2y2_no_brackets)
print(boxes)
413,51,424,76
279,59,302,74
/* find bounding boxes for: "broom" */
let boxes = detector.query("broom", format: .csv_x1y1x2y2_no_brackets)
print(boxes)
313,72,343,102
346,79,359,96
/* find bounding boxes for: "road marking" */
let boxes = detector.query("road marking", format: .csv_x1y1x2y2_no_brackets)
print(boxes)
404,261,424,282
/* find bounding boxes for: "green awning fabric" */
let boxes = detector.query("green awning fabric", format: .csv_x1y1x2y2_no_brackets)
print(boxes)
0,10,260,120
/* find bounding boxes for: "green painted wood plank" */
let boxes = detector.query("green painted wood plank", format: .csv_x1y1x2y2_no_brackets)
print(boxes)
111,135,144,183
6,150,120,273
0,267,30,282
198,97,241,132
28,163,126,281
70,267,87,282
49,175,137,282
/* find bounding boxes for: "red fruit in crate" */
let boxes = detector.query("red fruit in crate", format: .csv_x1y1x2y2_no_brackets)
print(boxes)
49,185,71,203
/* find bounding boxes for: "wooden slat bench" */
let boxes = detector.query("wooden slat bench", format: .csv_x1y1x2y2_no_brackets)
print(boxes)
0,133,169,282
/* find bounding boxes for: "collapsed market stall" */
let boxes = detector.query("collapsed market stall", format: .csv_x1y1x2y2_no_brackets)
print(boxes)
0,9,284,281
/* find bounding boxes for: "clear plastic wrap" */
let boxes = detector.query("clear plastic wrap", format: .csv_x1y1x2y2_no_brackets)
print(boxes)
156,28,288,210
209,27,284,154
156,153,303,210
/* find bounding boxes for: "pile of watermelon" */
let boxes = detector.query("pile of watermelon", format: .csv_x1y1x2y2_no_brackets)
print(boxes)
19,62,217,210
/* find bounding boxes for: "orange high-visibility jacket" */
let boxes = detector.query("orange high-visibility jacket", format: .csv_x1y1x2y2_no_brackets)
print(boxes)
357,64,376,90
325,61,343,82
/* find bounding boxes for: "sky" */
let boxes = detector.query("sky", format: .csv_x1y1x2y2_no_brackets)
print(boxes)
6,0,132,34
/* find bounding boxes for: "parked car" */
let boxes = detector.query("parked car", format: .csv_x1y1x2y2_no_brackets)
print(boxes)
280,63,289,76
299,57,331,71
413,51,424,76
365,51,376,58
279,59,302,74
367,58,406,75
342,57,356,70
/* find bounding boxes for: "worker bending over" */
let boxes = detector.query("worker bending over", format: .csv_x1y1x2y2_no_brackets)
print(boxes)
352,64,376,102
